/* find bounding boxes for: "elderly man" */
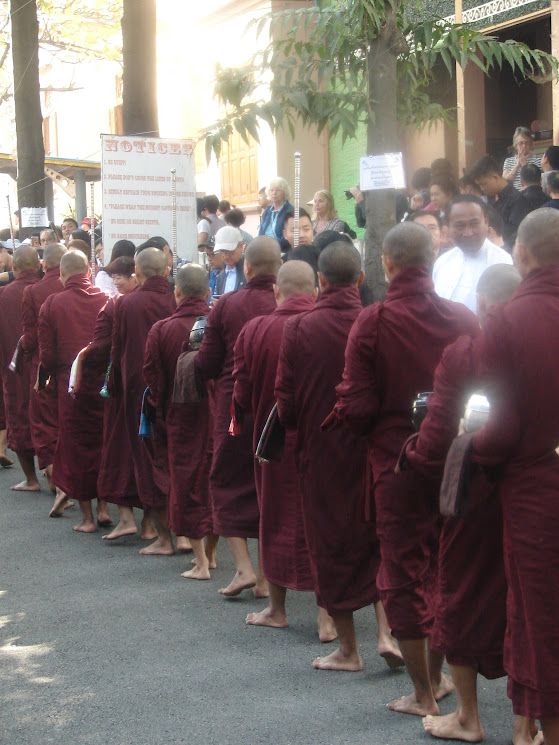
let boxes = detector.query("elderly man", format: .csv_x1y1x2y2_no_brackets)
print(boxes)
331,223,478,712
21,243,67,496
40,229,57,249
38,250,110,530
111,248,176,553
0,245,41,490
433,195,513,313
196,236,281,597
277,242,403,671
464,208,559,745
213,226,246,296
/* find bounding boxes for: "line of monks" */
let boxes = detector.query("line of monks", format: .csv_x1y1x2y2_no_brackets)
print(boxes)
1,206,559,745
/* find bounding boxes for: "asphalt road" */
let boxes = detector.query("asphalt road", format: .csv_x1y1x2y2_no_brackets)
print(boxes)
0,458,513,745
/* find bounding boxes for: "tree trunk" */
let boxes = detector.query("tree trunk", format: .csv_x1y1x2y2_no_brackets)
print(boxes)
122,0,159,137
11,0,46,238
364,5,407,302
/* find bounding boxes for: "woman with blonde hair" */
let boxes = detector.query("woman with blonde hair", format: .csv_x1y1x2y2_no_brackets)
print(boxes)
312,190,345,234
258,177,293,251
503,126,541,190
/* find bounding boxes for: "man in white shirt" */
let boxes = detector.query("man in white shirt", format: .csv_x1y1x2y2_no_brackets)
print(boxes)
433,195,513,313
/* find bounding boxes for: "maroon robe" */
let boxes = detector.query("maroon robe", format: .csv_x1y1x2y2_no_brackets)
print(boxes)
82,296,140,508
275,285,380,614
144,296,213,538
233,294,315,592
0,388,5,430
38,274,108,500
0,269,40,455
196,274,277,538
405,335,506,679
111,276,175,509
21,265,64,469
470,265,559,719
331,267,479,638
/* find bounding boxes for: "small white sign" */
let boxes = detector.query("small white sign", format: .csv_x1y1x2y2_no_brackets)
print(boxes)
359,153,406,191
21,206,49,228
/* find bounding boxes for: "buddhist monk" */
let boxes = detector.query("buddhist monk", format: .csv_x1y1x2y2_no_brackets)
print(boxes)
404,264,539,744
0,245,41,490
38,250,110,530
144,263,215,578
330,223,478,707
80,256,145,539
233,261,335,640
110,247,176,555
0,394,12,467
196,236,281,597
468,208,559,745
275,242,403,671
21,242,66,500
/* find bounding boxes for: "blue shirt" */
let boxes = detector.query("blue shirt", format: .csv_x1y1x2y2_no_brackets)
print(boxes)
224,266,237,293
208,268,219,304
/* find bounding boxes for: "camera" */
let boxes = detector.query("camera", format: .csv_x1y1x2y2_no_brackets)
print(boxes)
345,185,360,200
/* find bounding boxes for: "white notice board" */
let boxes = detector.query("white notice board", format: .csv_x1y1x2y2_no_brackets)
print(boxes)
101,135,197,263
359,153,406,191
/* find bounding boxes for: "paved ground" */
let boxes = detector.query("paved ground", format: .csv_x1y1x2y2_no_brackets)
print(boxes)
0,457,514,745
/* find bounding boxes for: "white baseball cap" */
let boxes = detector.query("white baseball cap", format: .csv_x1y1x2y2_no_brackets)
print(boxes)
215,226,243,252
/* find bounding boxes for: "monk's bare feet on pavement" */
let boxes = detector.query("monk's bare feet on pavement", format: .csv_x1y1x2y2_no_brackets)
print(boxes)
103,520,138,540
219,570,256,597
317,608,338,642
0,454,13,468
387,693,440,716
11,479,40,491
44,467,56,494
140,517,157,540
246,606,288,628
433,673,455,701
313,647,363,671
253,580,269,599
512,716,543,745
176,536,192,552
73,519,96,533
378,636,405,669
49,489,71,517
423,712,483,742
181,564,210,580
96,501,113,527
139,537,175,555
192,556,218,569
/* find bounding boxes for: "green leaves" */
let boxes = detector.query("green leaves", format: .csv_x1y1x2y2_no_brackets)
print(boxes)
203,0,559,161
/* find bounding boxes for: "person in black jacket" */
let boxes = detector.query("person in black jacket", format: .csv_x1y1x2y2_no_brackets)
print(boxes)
520,163,550,211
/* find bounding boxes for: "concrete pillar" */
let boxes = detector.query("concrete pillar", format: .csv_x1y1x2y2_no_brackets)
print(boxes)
44,177,54,223
74,169,87,223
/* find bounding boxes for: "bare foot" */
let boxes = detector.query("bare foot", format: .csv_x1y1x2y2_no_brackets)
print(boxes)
218,571,256,597
312,648,363,671
513,716,542,745
246,606,288,628
191,556,217,570
176,536,193,552
181,565,210,580
253,581,269,599
43,469,56,494
11,480,40,492
49,491,70,517
0,454,13,468
73,519,96,533
102,521,138,540
423,712,483,742
387,693,439,716
378,636,405,669
97,515,113,527
317,609,338,643
433,673,455,701
139,538,175,556
140,517,158,540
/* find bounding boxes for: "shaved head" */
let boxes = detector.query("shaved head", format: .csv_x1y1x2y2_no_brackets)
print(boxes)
43,242,67,269
13,244,40,272
318,241,362,285
135,247,168,278
276,260,316,297
477,264,521,304
383,222,433,270
516,208,559,265
60,250,89,280
244,236,282,276
176,263,209,297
